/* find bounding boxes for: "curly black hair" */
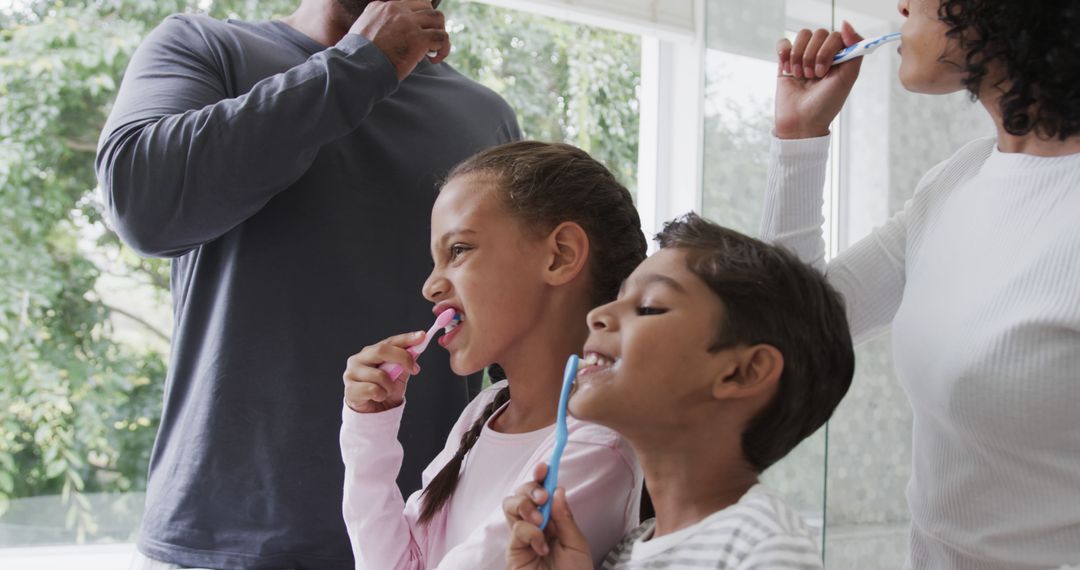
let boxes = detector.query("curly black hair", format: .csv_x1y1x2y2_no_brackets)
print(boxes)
938,0,1080,140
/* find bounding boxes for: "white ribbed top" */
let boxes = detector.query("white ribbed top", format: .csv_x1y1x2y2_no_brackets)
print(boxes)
761,135,1080,570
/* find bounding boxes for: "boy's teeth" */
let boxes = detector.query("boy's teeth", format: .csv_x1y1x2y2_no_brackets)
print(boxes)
583,353,611,366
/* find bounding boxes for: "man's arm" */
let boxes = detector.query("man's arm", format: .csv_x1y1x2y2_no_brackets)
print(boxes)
96,3,447,257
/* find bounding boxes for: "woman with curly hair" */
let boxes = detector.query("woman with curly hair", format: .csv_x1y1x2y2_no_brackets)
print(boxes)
763,0,1080,568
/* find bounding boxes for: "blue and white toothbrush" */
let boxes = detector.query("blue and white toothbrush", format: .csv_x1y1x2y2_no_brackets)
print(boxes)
539,354,579,529
832,32,901,65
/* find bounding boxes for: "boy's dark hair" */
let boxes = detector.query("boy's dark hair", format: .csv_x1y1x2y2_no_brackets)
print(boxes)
417,141,647,524
656,213,855,472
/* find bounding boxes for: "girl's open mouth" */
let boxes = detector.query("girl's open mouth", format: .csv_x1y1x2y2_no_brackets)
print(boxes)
438,312,464,348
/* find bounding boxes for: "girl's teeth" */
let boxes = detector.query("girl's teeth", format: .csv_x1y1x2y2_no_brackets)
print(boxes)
444,316,461,334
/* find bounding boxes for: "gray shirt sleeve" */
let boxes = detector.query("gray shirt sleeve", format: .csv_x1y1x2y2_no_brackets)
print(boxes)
95,15,399,257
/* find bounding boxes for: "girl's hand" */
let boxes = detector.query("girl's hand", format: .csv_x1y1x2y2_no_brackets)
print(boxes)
503,463,592,570
342,331,424,413
775,21,864,139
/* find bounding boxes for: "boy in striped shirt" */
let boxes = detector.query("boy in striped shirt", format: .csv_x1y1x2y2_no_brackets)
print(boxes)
503,213,855,569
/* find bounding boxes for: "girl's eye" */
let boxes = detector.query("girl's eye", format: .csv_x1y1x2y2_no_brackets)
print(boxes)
637,306,667,316
450,244,470,260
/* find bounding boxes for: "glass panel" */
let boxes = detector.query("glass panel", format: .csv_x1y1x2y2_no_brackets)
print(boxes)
450,3,642,195
702,0,837,548
0,0,641,554
824,3,995,565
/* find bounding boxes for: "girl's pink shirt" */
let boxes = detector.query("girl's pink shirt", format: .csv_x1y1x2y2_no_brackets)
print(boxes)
340,380,643,570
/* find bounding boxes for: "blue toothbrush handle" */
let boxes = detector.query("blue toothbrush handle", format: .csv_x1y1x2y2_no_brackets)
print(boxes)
831,32,901,65
539,438,566,529
832,44,858,62
539,354,579,530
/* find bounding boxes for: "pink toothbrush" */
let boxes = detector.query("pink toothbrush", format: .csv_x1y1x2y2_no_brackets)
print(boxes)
379,308,458,381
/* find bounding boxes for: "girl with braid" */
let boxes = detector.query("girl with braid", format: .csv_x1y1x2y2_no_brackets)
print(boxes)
339,141,647,569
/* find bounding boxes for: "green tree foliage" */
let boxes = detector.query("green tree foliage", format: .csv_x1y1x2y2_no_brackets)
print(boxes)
701,98,773,235
0,0,639,543
449,3,640,190
1,4,167,541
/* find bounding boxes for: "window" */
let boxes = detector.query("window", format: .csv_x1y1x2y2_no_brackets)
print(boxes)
699,0,994,566
3,0,999,567
822,9,992,565
0,1,641,565
701,0,837,546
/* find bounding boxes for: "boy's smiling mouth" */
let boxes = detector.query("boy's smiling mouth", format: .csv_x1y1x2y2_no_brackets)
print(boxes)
578,350,616,378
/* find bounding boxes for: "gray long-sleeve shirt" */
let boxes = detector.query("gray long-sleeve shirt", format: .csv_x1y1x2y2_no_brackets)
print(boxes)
96,14,519,569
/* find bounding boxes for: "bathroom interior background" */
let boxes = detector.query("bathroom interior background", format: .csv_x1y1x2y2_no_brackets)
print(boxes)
0,0,993,567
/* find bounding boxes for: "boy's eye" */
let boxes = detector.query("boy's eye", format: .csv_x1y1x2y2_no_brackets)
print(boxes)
637,306,667,316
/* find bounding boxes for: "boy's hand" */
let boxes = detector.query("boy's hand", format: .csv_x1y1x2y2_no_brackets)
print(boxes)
504,463,592,570
342,331,424,413
774,21,863,139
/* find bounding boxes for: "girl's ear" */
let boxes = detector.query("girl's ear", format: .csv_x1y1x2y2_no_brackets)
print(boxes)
543,221,590,286
711,344,783,402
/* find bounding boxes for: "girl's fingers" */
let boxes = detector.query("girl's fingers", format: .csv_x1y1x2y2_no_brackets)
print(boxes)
341,332,425,411
384,330,427,350
344,353,403,386
802,28,830,78
344,380,387,409
789,29,812,78
348,334,423,373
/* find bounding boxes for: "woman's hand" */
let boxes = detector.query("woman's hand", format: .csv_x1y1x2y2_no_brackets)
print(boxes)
504,463,593,570
775,21,864,139
342,331,424,413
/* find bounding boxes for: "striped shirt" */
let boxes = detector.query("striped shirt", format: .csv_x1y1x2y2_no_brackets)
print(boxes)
600,484,822,569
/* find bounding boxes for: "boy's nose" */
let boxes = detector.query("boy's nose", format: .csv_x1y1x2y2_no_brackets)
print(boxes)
897,0,910,18
587,304,614,331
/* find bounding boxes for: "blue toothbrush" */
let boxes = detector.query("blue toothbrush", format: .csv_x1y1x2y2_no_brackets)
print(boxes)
539,354,579,529
832,32,901,65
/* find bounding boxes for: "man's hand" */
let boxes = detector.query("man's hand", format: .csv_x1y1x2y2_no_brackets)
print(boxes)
504,463,593,570
774,21,864,139
350,1,450,81
342,331,423,413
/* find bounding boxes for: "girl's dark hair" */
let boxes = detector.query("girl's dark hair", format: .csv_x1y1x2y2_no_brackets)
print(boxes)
656,213,855,472
938,0,1080,140
417,141,646,524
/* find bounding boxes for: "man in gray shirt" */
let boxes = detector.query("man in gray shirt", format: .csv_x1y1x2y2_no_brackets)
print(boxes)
95,1,520,567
